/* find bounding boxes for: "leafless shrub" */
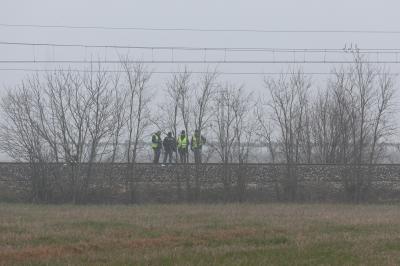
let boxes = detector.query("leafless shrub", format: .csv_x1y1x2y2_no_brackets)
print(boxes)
0,52,397,203
120,58,152,202
264,69,311,201
312,53,396,201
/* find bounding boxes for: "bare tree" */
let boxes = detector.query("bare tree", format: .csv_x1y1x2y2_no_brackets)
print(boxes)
211,83,253,200
122,61,152,164
1,53,398,204
255,99,281,198
164,75,180,138
255,99,276,163
193,70,218,134
0,79,52,202
82,67,116,197
108,73,126,163
311,89,338,163
369,70,395,163
157,72,182,163
176,68,192,163
310,53,396,201
212,84,239,165
232,89,253,201
120,59,152,202
265,69,311,201
1,66,127,203
45,70,92,203
232,91,254,164
0,69,114,203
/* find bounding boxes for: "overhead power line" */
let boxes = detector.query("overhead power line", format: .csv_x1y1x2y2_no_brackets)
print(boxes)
1,41,400,54
0,68,397,76
1,60,400,64
0,68,337,75
1,23,400,34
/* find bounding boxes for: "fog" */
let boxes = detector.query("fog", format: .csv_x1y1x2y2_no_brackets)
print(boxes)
2,0,400,89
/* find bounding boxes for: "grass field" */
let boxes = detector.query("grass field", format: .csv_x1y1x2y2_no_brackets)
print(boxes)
1,204,400,265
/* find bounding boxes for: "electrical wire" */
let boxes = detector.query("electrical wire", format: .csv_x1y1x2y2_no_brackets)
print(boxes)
0,68,397,76
0,60,400,64
1,23,400,34
0,41,400,54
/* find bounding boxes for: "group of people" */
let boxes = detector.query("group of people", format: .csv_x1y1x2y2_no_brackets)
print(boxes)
151,129,206,164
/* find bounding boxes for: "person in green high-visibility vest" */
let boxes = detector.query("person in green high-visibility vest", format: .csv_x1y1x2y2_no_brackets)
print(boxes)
151,131,162,164
191,129,206,164
177,130,188,163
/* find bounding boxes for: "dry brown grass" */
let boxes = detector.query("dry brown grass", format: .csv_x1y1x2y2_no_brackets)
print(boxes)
1,204,400,265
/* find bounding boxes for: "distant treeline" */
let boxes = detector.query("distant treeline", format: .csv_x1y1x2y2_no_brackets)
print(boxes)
0,52,396,202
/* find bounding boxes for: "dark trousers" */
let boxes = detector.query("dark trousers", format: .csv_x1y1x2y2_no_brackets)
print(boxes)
153,148,161,164
178,148,188,163
163,150,173,164
193,149,202,164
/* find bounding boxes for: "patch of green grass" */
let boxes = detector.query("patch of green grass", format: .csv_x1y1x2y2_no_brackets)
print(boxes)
2,203,400,265
244,235,290,246
59,220,161,238
379,239,400,251
300,241,359,265
151,243,359,266
67,220,132,231
0,224,26,234
200,218,230,230
313,222,390,237
30,235,83,246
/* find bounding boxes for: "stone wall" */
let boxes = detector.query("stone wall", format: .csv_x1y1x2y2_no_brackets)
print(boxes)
1,163,400,203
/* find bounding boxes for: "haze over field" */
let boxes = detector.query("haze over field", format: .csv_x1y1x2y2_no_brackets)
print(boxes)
3,2,400,265
2,0,400,162
1,0,400,89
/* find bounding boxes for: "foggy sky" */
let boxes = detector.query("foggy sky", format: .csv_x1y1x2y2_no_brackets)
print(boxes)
1,0,400,89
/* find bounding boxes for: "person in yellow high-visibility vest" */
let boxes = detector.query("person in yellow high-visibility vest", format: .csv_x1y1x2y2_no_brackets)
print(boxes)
191,129,206,164
151,131,162,164
177,130,188,163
